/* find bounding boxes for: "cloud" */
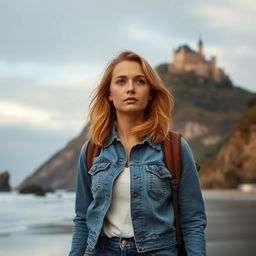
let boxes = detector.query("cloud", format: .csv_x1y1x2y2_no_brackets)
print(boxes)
0,68,99,130
205,45,253,58
0,100,58,127
126,26,179,47
196,0,256,34
0,60,102,86
0,100,85,132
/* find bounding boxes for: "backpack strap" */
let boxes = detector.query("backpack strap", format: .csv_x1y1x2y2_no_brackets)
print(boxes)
86,140,101,170
161,131,183,246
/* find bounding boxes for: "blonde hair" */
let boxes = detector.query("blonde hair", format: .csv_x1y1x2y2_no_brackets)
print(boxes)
88,51,174,146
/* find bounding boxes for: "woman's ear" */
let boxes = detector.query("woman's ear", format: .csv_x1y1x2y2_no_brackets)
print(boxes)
108,95,113,101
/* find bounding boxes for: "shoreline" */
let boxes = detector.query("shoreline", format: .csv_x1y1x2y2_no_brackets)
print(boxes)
202,188,256,194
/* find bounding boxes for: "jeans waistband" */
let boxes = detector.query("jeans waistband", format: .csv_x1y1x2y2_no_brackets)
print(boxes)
98,236,136,249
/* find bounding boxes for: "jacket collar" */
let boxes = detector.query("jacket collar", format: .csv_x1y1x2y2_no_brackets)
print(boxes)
103,125,161,151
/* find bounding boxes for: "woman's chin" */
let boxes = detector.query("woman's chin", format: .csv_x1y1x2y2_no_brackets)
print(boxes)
117,108,146,116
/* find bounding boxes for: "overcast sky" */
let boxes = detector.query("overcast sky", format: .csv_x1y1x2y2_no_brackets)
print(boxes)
1,0,255,187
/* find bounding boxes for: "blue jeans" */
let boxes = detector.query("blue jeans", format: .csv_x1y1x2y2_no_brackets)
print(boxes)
84,236,178,256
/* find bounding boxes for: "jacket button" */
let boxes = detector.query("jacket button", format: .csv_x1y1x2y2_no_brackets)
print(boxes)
131,192,140,197
132,212,142,217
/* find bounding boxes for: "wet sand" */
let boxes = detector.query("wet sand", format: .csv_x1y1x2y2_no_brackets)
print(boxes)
203,190,256,255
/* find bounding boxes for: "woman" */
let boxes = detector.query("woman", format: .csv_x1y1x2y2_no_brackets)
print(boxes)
68,51,207,256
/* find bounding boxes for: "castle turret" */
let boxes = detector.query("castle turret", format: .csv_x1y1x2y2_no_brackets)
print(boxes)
198,37,203,58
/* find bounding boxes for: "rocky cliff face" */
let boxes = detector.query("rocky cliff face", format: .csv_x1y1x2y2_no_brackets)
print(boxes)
18,126,89,191
0,171,11,191
201,106,256,189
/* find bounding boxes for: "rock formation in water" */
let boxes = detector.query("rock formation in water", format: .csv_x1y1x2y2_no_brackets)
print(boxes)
19,183,54,196
0,171,11,191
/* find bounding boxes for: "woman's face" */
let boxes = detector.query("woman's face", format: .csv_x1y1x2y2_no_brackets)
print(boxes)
109,60,152,117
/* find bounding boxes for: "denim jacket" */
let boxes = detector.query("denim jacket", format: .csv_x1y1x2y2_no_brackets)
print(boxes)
68,126,207,255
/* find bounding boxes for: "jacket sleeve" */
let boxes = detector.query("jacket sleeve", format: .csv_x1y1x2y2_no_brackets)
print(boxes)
68,140,93,256
179,137,207,256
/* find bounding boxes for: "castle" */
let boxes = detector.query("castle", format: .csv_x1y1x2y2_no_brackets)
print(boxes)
169,39,225,82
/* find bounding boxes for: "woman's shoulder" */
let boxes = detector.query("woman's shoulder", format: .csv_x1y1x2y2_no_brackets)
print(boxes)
179,136,196,164
80,138,91,155
180,136,191,151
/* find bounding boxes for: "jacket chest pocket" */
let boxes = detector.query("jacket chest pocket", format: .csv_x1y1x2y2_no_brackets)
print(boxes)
146,164,172,200
88,162,111,193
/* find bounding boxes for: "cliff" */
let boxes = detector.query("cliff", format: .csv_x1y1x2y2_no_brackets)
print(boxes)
201,101,256,188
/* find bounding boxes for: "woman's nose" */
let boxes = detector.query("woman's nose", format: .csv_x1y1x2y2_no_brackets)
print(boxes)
127,80,135,92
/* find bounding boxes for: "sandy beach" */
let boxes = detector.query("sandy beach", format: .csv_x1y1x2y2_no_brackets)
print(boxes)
0,189,255,256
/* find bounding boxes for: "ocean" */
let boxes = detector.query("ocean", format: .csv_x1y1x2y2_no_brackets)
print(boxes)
0,190,255,256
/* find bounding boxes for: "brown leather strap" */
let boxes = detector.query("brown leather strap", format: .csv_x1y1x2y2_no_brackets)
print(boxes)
86,140,101,170
162,131,183,246
170,131,182,179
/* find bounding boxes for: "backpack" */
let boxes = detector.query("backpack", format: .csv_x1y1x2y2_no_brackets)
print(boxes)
85,131,200,256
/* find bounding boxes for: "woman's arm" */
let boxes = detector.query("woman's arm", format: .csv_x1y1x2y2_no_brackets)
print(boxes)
179,137,207,256
68,140,93,256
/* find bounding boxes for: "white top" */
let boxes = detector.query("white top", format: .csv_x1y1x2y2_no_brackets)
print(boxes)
101,167,134,238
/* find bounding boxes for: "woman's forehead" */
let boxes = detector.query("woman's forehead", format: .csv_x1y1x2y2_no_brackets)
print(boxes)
112,60,145,78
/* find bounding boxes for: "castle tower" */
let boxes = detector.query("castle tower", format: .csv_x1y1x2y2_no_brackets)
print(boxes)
198,37,203,58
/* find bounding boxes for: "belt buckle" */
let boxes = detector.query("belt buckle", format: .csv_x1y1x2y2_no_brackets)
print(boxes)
121,239,133,245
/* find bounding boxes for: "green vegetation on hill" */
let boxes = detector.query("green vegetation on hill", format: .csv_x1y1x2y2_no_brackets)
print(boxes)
156,63,251,114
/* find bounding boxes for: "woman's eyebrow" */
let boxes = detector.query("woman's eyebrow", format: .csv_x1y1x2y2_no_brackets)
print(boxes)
114,75,146,79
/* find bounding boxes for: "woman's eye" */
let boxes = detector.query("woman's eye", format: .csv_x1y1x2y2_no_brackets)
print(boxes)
116,79,125,85
136,79,146,84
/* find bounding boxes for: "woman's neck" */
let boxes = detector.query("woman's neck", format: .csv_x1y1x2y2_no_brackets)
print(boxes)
115,113,144,167
115,112,143,141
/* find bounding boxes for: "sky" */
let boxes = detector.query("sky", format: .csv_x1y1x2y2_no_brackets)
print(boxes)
0,0,255,187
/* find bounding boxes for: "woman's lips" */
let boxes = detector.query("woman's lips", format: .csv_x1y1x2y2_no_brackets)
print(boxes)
124,97,138,101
